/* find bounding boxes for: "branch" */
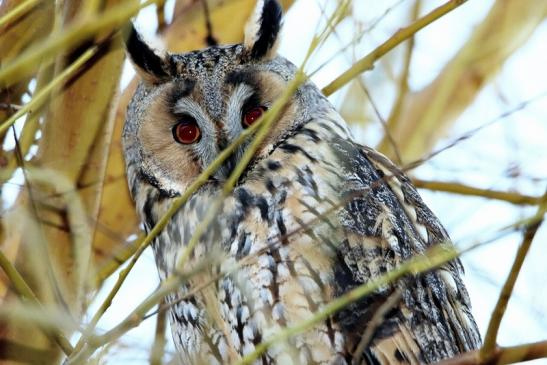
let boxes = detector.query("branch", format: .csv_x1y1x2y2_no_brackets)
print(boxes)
0,0,163,87
480,191,547,361
149,299,167,365
0,47,98,136
322,0,468,96
435,340,547,365
0,250,73,355
378,0,547,162
379,0,420,155
0,0,40,28
413,179,543,206
93,235,141,287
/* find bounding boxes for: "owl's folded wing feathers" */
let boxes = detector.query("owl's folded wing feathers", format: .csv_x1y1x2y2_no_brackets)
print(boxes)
329,139,481,364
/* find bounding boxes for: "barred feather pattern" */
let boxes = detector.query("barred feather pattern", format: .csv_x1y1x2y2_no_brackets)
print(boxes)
128,108,481,365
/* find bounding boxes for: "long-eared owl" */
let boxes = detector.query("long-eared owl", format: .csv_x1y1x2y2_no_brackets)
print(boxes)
122,1,481,364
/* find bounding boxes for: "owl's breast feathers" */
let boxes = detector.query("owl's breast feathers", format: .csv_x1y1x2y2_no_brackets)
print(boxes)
152,111,480,364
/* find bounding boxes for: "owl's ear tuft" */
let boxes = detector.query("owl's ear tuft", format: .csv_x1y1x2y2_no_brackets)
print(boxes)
124,24,170,84
244,0,283,60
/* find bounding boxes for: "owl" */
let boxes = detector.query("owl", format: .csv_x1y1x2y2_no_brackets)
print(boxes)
122,1,481,364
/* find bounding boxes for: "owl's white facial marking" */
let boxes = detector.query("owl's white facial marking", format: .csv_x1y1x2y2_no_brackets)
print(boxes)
171,96,219,170
225,83,256,141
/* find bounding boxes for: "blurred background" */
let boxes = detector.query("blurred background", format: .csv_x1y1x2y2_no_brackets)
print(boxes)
1,0,546,364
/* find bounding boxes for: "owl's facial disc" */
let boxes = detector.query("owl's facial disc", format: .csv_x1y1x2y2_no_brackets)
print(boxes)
136,66,296,194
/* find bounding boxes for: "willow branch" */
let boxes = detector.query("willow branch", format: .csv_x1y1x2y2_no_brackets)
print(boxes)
0,0,41,28
0,0,164,87
233,207,544,365
435,340,547,365
322,0,467,96
352,289,402,364
378,0,420,155
149,299,167,365
413,179,543,206
0,47,98,135
381,0,547,162
0,250,74,355
480,191,547,361
93,235,141,287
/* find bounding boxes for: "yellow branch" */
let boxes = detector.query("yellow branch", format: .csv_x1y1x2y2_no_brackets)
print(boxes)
435,340,547,365
0,47,98,135
480,191,547,361
413,179,543,206
0,0,41,28
0,250,74,355
322,0,468,96
0,0,163,87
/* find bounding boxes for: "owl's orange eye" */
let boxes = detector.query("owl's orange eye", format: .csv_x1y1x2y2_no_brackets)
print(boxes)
242,106,267,128
173,119,201,144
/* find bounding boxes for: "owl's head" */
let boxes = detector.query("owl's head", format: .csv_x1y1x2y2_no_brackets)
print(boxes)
123,0,329,198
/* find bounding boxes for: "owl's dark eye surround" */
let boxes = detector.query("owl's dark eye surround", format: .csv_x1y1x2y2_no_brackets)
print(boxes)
173,118,201,144
242,106,267,128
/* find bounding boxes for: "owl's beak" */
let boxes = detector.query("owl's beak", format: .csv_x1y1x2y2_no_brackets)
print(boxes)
212,143,242,182
222,151,239,179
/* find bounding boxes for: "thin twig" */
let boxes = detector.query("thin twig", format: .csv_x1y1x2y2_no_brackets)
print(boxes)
322,0,468,96
402,90,547,172
352,289,402,364
378,0,420,156
0,64,53,199
149,299,167,365
358,79,403,165
93,236,142,287
309,0,408,78
0,103,23,110
413,179,543,206
480,190,547,361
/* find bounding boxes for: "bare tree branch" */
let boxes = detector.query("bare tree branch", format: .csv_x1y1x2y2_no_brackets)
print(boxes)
413,179,544,206
435,340,547,365
480,190,547,361
322,0,468,96
378,0,547,162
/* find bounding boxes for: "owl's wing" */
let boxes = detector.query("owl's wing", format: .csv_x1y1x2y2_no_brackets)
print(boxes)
329,138,481,364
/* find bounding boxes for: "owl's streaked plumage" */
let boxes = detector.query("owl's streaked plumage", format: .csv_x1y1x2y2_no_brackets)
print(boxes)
122,1,481,364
